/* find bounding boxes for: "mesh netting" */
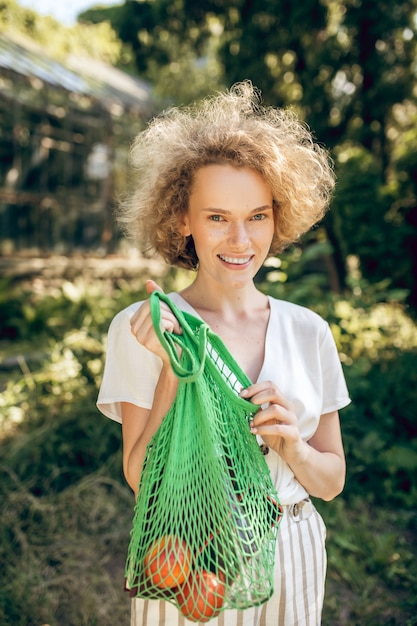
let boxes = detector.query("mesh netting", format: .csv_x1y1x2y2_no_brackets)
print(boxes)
125,292,282,622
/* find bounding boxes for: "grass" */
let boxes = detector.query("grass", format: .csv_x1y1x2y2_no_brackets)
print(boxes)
2,475,416,625
0,465,132,626
319,498,417,625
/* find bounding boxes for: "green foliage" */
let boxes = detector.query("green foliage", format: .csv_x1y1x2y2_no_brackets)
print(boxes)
0,332,121,494
1,265,417,622
341,350,417,508
93,0,417,150
0,277,121,342
0,266,187,490
256,234,338,307
318,497,417,624
0,0,126,65
331,147,386,263
330,144,417,311
321,278,417,510
80,0,225,104
0,265,189,624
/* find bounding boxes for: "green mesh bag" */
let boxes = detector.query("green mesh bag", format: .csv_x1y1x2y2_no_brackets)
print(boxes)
125,291,282,622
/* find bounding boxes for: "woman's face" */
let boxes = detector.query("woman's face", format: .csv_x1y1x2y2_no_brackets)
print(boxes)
183,164,274,289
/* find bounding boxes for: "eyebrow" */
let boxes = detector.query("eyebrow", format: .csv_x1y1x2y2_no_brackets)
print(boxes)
201,205,273,214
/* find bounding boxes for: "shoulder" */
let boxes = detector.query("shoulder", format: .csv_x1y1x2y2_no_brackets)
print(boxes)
107,301,143,339
268,296,328,332
109,300,143,327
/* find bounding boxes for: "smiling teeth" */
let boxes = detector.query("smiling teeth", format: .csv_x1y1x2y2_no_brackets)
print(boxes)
219,255,251,264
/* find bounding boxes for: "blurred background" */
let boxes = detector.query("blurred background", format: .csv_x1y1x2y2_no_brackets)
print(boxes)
0,0,416,624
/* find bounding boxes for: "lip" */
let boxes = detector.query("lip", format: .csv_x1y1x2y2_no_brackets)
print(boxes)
218,254,253,267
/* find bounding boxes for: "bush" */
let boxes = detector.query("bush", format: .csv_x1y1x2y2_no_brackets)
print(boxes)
342,351,417,508
328,298,417,510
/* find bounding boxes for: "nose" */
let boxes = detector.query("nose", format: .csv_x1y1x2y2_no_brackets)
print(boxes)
227,221,250,248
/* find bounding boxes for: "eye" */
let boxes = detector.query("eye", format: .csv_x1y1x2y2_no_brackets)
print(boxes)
209,214,224,222
251,213,266,221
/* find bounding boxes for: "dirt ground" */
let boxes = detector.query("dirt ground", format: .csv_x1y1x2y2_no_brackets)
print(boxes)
0,251,168,286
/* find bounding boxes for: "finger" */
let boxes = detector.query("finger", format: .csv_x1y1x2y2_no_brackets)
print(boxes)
145,281,182,334
130,311,154,343
241,384,292,411
251,423,285,436
145,279,164,295
159,309,182,335
130,300,151,332
240,380,280,398
249,412,295,438
251,404,292,427
131,302,182,338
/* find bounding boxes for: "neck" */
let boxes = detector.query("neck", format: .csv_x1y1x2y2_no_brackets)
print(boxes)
180,274,266,316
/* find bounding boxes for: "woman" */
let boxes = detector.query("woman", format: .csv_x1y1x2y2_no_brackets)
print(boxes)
97,82,351,625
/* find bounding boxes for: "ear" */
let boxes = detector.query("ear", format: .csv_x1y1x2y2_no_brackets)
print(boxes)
181,214,191,237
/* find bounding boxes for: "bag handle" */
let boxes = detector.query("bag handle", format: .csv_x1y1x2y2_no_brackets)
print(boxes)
150,291,208,382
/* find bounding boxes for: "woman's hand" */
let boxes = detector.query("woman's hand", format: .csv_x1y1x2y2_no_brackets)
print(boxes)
241,381,306,465
129,280,182,365
241,380,346,500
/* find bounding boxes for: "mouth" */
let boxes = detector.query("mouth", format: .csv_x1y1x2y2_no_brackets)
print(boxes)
218,254,252,266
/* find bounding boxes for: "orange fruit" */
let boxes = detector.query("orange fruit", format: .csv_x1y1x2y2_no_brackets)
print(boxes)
176,569,226,622
144,535,191,589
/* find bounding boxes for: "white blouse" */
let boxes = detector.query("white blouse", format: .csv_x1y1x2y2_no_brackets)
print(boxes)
97,293,351,505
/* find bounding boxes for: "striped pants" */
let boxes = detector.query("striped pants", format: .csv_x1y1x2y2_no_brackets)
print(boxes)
131,499,326,626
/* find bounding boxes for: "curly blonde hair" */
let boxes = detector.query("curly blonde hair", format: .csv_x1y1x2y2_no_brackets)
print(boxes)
118,82,335,269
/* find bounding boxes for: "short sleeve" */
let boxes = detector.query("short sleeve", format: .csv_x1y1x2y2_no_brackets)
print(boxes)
96,302,162,423
319,322,351,414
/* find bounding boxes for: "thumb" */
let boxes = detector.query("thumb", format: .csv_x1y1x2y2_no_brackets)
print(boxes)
145,279,164,295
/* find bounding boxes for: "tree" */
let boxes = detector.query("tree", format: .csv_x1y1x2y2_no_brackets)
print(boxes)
80,0,224,104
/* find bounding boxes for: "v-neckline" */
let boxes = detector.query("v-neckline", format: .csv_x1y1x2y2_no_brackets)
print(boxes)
171,292,272,384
